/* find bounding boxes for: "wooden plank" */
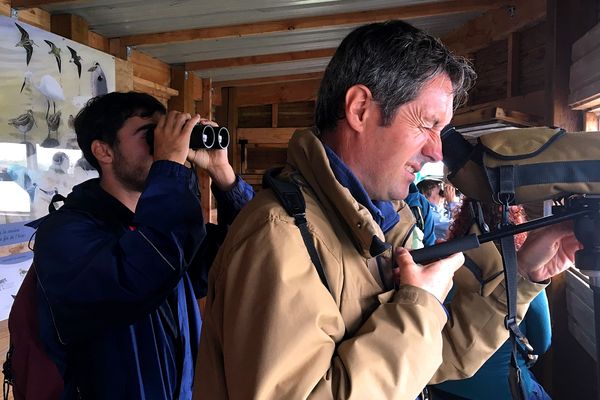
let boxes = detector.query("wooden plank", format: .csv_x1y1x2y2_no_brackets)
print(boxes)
507,32,520,97
442,0,546,56
168,67,193,113
200,78,213,119
88,30,109,52
108,37,127,60
11,0,77,7
119,0,505,47
133,75,178,97
584,112,599,131
199,77,214,223
569,45,600,95
0,0,50,30
115,57,133,92
215,72,323,89
51,13,88,45
186,48,335,70
235,79,320,107
456,90,545,120
271,104,278,128
572,21,600,63
237,127,297,143
192,75,202,101
130,50,171,88
452,107,544,127
226,88,241,173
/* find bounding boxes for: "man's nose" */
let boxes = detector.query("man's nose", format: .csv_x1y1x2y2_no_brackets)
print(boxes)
422,133,443,162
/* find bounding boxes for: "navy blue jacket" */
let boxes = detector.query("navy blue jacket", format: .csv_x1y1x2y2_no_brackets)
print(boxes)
34,161,253,399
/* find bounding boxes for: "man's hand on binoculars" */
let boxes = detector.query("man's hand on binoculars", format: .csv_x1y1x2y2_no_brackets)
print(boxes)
517,221,582,282
153,111,200,165
187,117,236,191
393,247,464,303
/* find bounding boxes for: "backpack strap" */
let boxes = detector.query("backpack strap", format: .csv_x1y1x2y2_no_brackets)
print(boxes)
263,168,331,293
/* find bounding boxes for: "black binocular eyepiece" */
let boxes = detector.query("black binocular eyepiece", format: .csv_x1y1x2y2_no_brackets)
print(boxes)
146,123,230,154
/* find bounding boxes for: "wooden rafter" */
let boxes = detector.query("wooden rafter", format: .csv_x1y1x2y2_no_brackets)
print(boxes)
11,0,78,8
213,72,323,88
119,0,506,46
186,48,335,71
442,0,545,55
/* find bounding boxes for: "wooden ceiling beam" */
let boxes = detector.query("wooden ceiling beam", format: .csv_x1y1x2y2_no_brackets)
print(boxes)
10,0,78,8
442,0,546,56
186,48,335,71
119,0,506,46
213,72,323,88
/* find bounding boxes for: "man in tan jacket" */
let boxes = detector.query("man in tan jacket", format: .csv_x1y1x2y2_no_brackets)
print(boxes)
194,20,580,399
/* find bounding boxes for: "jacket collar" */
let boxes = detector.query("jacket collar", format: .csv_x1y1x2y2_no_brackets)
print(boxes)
285,129,395,258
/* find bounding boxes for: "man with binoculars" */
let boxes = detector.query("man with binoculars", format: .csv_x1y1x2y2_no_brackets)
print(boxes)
194,20,580,399
29,91,253,399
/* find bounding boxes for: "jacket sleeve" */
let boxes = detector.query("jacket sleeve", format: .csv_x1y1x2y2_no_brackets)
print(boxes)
35,161,206,343
197,217,449,400
429,237,547,382
187,175,255,297
212,175,255,226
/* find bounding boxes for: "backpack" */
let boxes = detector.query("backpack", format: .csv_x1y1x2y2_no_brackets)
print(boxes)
3,264,63,400
442,126,600,204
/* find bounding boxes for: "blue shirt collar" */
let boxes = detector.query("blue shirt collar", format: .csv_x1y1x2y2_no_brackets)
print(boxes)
323,144,400,233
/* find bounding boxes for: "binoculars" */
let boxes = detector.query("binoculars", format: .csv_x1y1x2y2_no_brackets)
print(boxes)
146,123,230,153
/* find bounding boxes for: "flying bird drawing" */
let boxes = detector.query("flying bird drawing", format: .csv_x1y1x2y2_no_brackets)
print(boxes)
67,46,82,78
14,23,37,66
89,62,108,96
44,40,62,73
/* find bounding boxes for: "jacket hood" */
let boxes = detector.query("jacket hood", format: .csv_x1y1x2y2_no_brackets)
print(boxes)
285,129,398,259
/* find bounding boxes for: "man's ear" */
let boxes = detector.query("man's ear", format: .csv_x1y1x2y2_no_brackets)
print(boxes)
344,84,374,133
91,139,113,167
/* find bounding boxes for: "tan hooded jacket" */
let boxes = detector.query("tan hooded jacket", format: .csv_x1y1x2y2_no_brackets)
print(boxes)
194,129,546,399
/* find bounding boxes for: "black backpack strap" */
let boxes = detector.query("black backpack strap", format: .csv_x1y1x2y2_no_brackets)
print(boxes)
497,202,537,400
263,168,331,293
410,205,425,231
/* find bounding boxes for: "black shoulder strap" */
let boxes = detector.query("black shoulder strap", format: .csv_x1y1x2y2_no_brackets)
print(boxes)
263,168,331,293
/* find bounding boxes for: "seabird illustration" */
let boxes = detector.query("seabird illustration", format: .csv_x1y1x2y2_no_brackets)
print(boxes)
67,46,82,78
8,109,36,142
42,111,61,148
14,23,37,65
22,72,65,118
89,62,108,96
44,40,62,73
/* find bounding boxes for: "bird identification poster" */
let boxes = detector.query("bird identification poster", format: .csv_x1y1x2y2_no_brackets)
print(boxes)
0,16,115,318
0,15,115,225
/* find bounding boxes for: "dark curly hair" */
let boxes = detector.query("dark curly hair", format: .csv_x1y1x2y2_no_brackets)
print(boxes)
74,92,165,173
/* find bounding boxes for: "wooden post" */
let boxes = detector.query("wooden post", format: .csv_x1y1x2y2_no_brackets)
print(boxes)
51,13,89,45
115,58,133,92
168,66,194,113
507,32,520,98
199,77,215,223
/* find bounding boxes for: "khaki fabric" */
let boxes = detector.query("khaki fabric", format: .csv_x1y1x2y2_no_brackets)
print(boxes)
194,129,546,399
